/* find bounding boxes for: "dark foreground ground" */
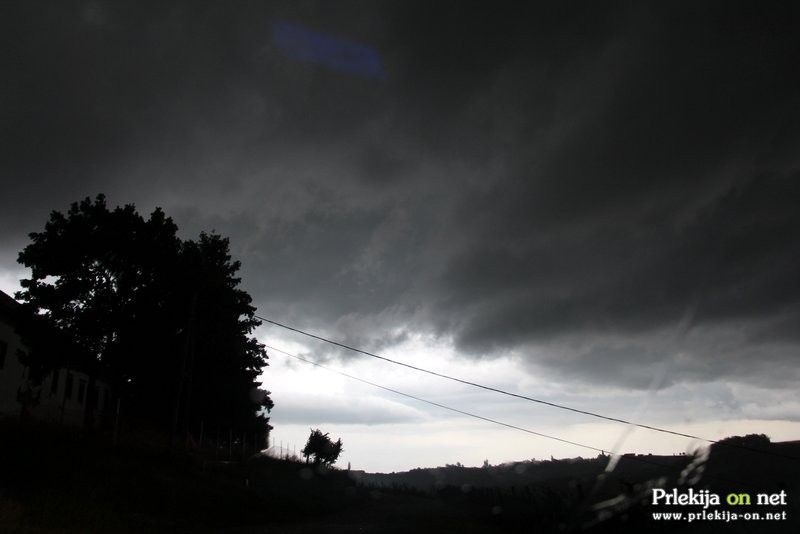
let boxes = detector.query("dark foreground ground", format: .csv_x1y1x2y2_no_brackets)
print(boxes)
1,424,798,533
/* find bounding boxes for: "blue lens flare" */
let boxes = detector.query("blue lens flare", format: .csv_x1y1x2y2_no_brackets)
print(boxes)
272,22,385,80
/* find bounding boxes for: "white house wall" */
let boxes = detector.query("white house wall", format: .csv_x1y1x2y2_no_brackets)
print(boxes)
0,305,110,427
0,318,27,419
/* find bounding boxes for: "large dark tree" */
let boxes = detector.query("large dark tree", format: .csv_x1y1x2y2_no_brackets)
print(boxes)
15,195,272,443
172,232,274,445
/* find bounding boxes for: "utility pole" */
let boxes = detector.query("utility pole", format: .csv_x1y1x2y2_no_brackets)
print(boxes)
171,292,198,452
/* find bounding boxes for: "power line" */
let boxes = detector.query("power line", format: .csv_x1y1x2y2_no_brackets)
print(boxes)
265,344,741,482
258,315,799,462
257,316,709,443
266,344,603,454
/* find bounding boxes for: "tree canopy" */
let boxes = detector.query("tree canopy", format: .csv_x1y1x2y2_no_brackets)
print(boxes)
15,194,272,443
301,428,343,466
712,433,771,451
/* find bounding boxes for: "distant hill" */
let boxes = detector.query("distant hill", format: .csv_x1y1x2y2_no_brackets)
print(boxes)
360,440,800,493
357,453,694,511
355,440,800,532
2,425,797,533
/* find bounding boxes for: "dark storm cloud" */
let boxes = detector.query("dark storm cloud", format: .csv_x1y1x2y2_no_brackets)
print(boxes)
2,2,799,388
444,173,800,347
413,4,800,382
0,0,391,233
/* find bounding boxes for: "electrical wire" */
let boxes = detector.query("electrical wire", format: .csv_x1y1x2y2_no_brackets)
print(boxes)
258,316,707,441
266,344,604,454
258,315,799,462
265,343,743,482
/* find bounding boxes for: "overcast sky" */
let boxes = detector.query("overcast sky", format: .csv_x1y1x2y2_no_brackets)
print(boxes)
2,1,799,472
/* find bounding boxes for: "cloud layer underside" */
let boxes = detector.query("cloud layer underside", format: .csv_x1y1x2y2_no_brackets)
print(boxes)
2,2,799,389
272,393,425,426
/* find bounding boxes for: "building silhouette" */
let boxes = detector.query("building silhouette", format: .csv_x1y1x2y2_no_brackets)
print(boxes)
0,289,110,427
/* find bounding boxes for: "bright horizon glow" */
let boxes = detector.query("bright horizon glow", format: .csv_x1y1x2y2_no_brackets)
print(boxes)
267,419,800,473
259,329,800,473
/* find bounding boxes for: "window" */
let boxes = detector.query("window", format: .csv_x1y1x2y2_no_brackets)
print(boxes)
77,379,87,405
51,370,60,395
89,385,99,410
0,340,7,370
65,373,74,400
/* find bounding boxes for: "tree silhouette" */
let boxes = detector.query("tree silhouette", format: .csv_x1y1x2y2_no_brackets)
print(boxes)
15,195,272,443
175,232,274,444
301,428,343,466
712,433,771,451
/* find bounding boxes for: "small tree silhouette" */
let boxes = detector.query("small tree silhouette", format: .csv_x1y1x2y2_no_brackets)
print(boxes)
301,428,343,466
